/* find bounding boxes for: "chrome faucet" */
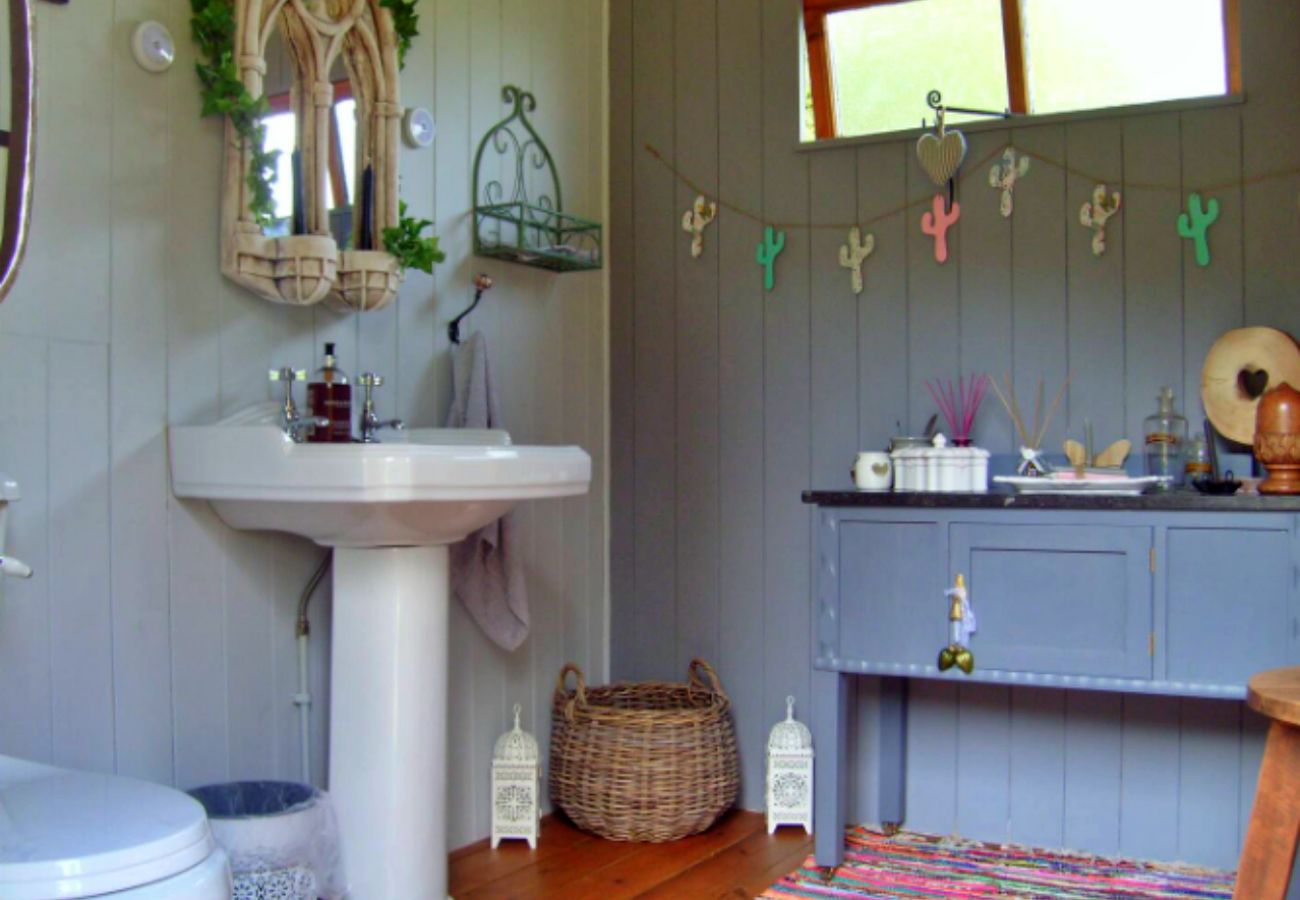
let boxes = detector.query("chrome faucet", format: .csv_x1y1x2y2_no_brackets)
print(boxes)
357,372,404,443
270,366,328,442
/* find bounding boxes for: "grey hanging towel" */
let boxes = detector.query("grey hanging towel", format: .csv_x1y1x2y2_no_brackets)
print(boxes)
446,331,529,651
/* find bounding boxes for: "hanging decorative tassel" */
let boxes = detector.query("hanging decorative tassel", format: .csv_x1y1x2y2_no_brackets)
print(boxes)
937,573,976,674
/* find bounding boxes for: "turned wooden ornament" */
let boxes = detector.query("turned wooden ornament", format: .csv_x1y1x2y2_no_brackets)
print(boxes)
1256,382,1300,494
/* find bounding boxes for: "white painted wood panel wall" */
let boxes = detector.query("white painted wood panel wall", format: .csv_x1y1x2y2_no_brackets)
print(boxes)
610,0,1300,874
0,0,607,852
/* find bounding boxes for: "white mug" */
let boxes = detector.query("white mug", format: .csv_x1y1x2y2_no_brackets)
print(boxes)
852,451,893,490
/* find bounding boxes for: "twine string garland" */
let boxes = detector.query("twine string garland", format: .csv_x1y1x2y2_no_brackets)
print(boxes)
645,142,1300,234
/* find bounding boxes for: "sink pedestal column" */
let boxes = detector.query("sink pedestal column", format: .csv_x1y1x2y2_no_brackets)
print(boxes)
329,545,450,899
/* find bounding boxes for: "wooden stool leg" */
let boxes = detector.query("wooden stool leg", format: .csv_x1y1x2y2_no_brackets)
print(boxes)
1235,720,1300,900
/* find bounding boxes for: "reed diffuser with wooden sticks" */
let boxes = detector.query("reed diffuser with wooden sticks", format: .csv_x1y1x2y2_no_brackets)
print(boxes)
925,374,989,447
988,373,1070,476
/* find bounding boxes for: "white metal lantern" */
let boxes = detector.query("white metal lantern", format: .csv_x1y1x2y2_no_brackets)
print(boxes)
766,695,813,835
491,703,540,849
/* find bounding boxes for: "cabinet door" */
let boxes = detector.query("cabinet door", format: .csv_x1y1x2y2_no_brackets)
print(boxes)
950,524,1153,679
1166,527,1294,688
839,520,945,667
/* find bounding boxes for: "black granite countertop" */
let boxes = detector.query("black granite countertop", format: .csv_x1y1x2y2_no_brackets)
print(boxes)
802,488,1300,511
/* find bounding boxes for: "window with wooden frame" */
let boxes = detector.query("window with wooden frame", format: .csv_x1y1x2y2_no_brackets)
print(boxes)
802,0,1241,142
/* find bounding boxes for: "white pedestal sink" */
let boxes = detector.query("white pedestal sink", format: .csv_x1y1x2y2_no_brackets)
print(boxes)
170,405,591,899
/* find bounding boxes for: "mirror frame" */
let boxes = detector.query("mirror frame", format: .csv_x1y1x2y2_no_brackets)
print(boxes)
0,0,34,304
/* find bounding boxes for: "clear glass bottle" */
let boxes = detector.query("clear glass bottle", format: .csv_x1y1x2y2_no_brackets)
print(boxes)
1184,432,1211,483
1144,386,1187,489
307,342,352,443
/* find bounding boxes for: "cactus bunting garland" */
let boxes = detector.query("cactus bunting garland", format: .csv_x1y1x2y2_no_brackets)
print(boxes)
1079,184,1122,257
756,226,786,291
921,194,960,264
681,195,718,259
838,227,875,294
1177,192,1220,267
988,147,1030,217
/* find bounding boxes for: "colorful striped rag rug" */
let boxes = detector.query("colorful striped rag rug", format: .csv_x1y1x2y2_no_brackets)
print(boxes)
760,826,1234,899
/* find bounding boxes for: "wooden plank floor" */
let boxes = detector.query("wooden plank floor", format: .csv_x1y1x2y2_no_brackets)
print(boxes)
449,810,813,899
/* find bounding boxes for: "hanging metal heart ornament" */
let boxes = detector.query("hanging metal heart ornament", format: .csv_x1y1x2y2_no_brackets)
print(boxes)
916,109,968,187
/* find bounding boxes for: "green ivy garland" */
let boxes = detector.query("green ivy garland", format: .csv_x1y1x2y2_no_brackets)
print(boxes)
379,0,419,68
383,202,446,274
190,0,278,226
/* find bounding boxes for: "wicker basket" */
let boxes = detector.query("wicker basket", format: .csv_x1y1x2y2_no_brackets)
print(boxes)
548,660,739,842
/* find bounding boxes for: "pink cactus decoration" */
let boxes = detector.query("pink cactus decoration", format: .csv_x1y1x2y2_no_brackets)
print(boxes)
921,193,960,264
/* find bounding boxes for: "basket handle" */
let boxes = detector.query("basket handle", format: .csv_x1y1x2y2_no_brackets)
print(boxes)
687,658,729,703
555,663,588,720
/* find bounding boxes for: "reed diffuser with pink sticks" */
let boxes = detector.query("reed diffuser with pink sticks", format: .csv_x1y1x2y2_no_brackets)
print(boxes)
924,374,989,447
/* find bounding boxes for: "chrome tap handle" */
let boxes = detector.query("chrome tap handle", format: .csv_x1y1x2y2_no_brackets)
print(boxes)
357,373,402,442
270,367,307,416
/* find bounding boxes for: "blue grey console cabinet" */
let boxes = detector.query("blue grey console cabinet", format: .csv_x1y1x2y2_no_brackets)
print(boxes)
804,490,1300,868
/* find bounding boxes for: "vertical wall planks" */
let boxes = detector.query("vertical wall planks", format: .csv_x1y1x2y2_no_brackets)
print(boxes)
672,0,721,673
18,2,112,343
1009,688,1065,846
1009,126,1069,453
0,337,51,762
393,2,437,430
955,684,1011,841
629,0,678,682
1177,699,1242,869
715,0,766,810
1122,115,1183,441
810,148,858,490
856,142,909,451
958,129,1013,451
761,0,812,752
608,0,636,686
1063,691,1123,854
905,141,959,432
905,680,958,834
0,1,608,857
1064,120,1126,447
110,0,176,782
1240,0,1300,336
1118,693,1180,860
47,342,114,773
1180,107,1244,419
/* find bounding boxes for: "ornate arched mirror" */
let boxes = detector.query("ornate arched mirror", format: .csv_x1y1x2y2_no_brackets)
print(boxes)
0,0,34,304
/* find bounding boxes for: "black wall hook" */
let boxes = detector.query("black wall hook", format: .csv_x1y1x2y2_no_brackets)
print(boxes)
449,273,495,344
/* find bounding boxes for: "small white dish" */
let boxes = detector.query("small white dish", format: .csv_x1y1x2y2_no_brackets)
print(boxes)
994,474,1171,496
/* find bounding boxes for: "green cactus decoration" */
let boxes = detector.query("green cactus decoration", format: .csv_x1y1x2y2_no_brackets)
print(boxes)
756,226,786,292
1177,192,1220,267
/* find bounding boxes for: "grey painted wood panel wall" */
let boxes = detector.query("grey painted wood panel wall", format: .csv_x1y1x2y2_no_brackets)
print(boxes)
0,0,607,852
610,0,1300,870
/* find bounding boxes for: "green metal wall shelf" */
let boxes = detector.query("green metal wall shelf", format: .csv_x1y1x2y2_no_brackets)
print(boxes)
472,86,602,272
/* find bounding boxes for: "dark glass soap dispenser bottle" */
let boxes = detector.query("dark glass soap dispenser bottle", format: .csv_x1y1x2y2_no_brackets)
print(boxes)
307,342,352,443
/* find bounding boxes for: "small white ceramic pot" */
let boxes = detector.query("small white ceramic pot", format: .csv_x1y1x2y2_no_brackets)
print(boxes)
852,451,893,490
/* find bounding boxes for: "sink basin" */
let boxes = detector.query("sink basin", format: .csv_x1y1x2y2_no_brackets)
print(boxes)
169,403,591,547
168,403,592,898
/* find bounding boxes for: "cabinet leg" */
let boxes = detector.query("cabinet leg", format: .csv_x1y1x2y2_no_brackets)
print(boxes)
812,669,848,868
877,677,908,828
1235,721,1300,900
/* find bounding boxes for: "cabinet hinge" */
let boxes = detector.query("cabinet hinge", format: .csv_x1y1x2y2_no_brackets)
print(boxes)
1149,632,1156,657
1149,547,1156,573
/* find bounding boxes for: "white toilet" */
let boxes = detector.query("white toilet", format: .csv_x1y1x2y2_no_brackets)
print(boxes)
0,475,233,899
0,755,232,899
